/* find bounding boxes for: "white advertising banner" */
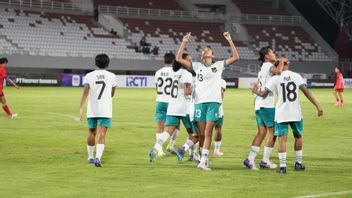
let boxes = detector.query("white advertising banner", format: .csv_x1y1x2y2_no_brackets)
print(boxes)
117,75,155,88
344,79,352,88
238,78,257,88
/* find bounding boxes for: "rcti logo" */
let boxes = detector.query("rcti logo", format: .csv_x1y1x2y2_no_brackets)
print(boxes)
126,76,147,87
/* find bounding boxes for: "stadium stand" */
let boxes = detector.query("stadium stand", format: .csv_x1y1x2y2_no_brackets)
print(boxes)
245,25,332,61
121,18,256,60
92,0,185,10
232,0,290,15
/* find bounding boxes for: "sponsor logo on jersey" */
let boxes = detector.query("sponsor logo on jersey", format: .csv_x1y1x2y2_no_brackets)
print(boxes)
211,67,217,73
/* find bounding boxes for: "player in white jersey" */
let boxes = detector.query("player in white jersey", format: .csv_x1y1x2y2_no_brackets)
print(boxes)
149,59,195,163
176,32,239,170
154,53,176,157
213,79,226,157
252,64,323,174
166,53,195,155
244,46,287,170
79,54,117,167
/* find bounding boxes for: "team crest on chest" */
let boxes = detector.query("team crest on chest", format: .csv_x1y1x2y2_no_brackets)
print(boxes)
211,67,217,73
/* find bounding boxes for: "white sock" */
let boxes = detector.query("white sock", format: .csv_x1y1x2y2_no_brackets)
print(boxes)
169,129,179,148
200,148,209,165
295,150,303,163
153,131,170,152
278,152,287,168
262,146,273,163
248,146,260,162
87,145,95,159
96,144,105,160
214,141,222,152
183,139,194,151
189,144,194,155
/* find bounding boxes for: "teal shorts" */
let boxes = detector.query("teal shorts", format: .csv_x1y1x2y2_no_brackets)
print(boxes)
194,102,220,122
87,118,111,129
274,120,303,138
215,116,224,127
154,102,168,122
165,115,192,129
255,108,275,127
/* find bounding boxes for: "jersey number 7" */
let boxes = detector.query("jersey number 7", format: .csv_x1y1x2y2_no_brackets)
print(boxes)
96,81,106,100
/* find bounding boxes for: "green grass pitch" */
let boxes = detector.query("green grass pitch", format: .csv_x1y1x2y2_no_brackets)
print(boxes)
0,87,351,198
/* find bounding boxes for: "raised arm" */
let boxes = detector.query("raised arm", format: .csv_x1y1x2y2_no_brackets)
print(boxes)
6,77,19,89
79,85,90,121
176,33,191,70
271,58,288,75
300,86,323,117
223,32,240,66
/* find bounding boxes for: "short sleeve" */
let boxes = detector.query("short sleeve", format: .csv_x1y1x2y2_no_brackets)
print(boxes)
191,62,202,71
215,60,224,71
221,79,227,89
297,74,305,88
265,76,276,93
112,74,117,87
83,74,89,85
154,70,159,83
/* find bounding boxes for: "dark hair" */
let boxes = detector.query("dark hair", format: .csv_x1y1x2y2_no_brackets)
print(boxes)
0,57,8,64
164,53,175,64
336,67,341,71
95,54,110,69
182,53,189,59
258,46,272,62
173,61,182,72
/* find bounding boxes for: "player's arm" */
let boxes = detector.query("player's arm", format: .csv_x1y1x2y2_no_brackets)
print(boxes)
176,33,191,70
184,83,192,95
223,32,240,66
300,86,323,117
79,84,90,121
6,77,19,89
271,58,287,75
252,87,269,98
111,87,116,97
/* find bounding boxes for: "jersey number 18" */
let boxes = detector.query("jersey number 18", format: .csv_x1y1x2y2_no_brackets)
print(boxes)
280,82,297,103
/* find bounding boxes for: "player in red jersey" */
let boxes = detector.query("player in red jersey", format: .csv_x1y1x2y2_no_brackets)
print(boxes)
0,58,19,119
333,67,344,107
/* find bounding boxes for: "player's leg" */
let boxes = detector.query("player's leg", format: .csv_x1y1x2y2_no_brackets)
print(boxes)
155,102,168,156
338,91,344,106
167,125,179,155
149,115,177,163
94,118,111,167
276,122,289,174
176,116,195,161
244,110,267,170
0,93,16,119
87,127,97,163
198,103,218,170
292,120,305,171
259,126,277,169
213,116,223,157
259,108,277,169
86,118,97,164
333,90,340,105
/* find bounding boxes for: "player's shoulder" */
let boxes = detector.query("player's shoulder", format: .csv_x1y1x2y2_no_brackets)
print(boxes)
261,62,274,71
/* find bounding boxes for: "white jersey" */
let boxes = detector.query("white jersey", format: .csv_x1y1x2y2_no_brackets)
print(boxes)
265,70,306,123
192,60,225,104
219,79,227,117
186,77,196,116
155,66,173,103
255,62,275,110
83,69,117,118
167,69,193,117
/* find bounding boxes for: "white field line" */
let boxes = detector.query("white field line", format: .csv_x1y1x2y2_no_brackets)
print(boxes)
294,190,352,198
